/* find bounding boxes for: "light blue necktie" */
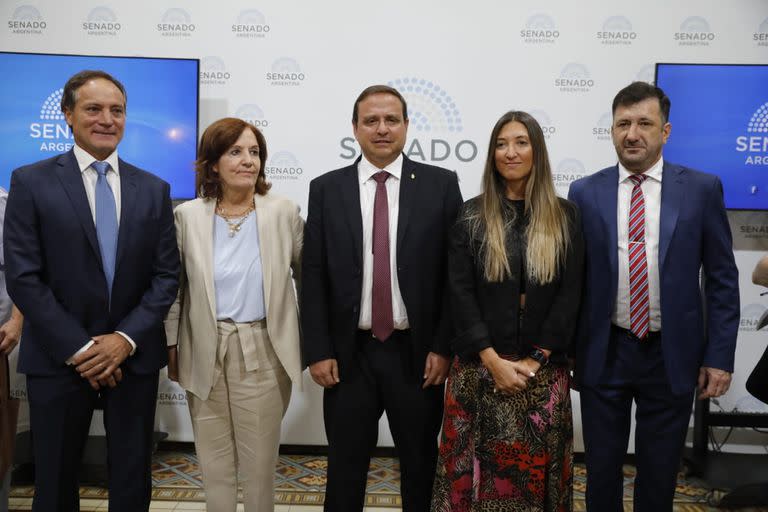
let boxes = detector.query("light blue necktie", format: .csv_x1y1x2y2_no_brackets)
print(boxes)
92,161,118,296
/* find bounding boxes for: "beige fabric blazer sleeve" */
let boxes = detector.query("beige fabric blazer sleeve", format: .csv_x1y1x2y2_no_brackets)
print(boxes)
164,194,304,400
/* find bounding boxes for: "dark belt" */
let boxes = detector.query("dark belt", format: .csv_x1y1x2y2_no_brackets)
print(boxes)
356,329,411,341
611,324,661,342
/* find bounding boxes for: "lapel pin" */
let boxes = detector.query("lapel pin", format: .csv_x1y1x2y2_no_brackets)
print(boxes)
411,173,415,180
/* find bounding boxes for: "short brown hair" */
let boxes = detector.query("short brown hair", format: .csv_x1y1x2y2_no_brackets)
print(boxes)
612,81,671,123
61,70,127,114
352,85,408,124
195,117,271,199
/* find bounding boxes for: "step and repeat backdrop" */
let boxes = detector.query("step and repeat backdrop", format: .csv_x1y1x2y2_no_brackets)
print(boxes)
2,0,768,451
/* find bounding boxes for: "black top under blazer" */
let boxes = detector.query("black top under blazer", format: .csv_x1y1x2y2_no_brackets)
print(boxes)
448,196,584,363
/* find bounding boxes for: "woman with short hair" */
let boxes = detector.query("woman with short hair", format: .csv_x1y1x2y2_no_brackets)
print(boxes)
165,117,303,512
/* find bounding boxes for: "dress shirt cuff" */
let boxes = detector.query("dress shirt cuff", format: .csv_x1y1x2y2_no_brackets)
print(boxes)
115,331,137,356
66,340,94,365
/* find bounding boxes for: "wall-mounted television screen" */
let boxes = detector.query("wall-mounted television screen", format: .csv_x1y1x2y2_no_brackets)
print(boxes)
655,63,768,211
0,52,199,199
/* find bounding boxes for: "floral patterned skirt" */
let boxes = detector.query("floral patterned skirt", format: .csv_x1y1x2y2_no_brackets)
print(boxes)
431,357,573,512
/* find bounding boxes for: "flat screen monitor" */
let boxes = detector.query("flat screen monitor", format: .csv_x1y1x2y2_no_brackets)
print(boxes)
0,52,199,199
655,63,768,211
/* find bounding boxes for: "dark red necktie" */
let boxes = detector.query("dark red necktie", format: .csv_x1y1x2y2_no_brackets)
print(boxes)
628,174,649,340
371,171,393,341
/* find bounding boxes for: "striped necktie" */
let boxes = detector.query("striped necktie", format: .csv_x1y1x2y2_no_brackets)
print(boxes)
628,173,649,339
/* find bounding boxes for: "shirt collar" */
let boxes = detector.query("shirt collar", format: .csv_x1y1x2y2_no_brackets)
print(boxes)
358,153,403,185
618,156,663,184
73,144,120,176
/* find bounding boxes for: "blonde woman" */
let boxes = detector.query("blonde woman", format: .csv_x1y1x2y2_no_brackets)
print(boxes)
165,118,303,511
431,111,583,511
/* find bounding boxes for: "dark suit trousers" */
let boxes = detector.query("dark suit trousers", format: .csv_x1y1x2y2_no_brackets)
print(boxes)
323,330,444,512
580,327,694,512
26,369,159,512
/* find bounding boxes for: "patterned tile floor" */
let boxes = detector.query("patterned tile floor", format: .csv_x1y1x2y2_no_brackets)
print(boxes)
8,450,768,510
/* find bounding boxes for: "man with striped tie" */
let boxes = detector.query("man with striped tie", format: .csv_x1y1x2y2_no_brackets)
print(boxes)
568,81,739,512
4,70,179,511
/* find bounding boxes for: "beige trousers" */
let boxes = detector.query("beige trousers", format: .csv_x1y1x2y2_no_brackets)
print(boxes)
188,320,291,512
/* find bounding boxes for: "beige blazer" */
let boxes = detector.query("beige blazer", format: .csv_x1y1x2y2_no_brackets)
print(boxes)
164,193,304,400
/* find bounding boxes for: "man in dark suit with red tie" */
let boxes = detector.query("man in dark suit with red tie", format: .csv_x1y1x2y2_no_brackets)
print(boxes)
4,70,179,511
568,82,740,511
301,85,463,511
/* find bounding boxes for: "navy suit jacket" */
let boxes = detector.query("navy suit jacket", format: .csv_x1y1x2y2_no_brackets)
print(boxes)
3,150,180,377
568,161,739,395
300,155,462,375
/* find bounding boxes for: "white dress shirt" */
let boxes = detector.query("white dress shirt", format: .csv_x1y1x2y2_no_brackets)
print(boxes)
357,154,409,331
612,157,663,332
67,144,136,363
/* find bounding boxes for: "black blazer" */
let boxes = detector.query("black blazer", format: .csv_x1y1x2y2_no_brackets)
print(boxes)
448,196,584,362
4,150,180,376
301,155,462,375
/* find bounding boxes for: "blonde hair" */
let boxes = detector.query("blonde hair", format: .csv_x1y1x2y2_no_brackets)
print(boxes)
467,111,570,284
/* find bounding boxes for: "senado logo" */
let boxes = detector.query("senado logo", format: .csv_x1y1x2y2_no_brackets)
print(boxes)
554,158,586,194
200,56,230,86
9,388,26,401
755,18,768,47
82,6,120,36
232,9,269,39
266,151,303,181
736,102,768,166
157,8,194,37
157,377,187,406
555,63,594,93
8,5,46,34
390,78,463,133
340,77,478,165
29,88,74,152
738,212,768,241
528,110,556,140
596,16,637,45
234,104,269,129
674,16,715,46
635,64,655,85
739,221,768,239
520,13,559,44
267,58,305,87
740,303,768,332
592,112,612,141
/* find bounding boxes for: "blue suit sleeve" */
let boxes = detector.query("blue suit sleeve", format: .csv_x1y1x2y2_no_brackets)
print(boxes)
700,176,739,372
4,171,92,363
114,181,180,350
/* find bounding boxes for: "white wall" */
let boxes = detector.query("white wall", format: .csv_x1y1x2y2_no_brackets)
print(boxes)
3,0,768,451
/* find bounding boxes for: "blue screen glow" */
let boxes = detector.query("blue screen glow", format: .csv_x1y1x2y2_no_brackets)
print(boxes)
656,63,768,211
0,52,199,199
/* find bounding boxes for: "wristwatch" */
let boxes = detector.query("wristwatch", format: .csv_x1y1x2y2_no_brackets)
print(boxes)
529,347,549,366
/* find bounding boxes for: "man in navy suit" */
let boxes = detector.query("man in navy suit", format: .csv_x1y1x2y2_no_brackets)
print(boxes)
568,81,739,512
301,85,462,511
4,70,180,511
